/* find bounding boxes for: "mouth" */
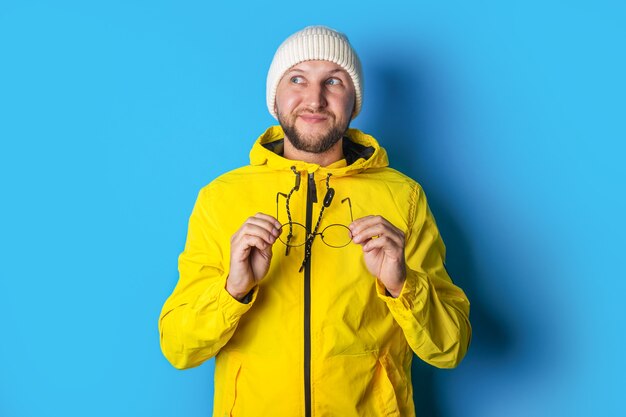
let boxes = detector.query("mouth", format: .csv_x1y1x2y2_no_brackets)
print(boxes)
298,113,330,124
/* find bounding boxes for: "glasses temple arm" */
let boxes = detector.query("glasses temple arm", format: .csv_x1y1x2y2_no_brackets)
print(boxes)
341,197,353,223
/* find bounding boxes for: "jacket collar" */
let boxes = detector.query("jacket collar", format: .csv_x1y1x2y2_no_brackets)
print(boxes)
249,125,389,177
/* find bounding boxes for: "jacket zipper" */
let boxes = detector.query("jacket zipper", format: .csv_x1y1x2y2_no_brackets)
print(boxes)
304,172,316,417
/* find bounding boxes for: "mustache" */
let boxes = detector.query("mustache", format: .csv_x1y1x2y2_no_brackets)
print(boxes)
296,109,334,118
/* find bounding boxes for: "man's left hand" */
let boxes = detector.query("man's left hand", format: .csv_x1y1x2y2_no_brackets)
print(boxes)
349,215,406,297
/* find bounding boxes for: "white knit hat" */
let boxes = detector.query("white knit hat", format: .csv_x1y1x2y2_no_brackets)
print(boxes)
266,26,363,120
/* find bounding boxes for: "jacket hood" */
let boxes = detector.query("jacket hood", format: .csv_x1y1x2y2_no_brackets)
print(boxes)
249,125,389,177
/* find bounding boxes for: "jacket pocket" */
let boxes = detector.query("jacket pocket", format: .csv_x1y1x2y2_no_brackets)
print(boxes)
216,354,242,417
373,356,402,417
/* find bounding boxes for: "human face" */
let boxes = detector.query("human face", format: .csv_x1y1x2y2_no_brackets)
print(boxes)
275,60,356,154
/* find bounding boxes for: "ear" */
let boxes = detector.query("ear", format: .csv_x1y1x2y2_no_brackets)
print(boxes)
350,98,358,118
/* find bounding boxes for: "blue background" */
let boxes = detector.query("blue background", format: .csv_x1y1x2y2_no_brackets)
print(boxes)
1,0,625,416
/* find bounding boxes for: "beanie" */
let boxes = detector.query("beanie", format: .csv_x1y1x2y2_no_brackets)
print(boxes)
266,25,363,120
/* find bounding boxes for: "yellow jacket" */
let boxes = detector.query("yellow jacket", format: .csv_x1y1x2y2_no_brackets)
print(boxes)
159,126,471,417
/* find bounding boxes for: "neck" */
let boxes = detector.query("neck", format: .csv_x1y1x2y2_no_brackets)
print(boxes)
283,138,344,167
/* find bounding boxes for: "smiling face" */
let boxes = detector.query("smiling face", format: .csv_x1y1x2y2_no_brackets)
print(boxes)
275,60,356,156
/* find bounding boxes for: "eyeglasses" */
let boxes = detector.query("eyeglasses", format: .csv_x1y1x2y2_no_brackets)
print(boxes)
277,170,354,272
275,193,354,251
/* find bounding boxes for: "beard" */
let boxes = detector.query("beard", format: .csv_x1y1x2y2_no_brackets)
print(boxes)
278,110,349,154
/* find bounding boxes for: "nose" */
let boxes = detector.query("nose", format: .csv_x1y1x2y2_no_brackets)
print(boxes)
303,82,327,110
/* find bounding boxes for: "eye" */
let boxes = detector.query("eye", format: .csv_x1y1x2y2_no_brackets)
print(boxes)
290,76,305,84
326,78,342,86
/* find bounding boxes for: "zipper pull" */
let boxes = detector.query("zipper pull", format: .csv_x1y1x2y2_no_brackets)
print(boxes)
308,173,317,204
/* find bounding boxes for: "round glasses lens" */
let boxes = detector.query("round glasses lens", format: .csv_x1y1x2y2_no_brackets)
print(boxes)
320,224,352,248
278,222,307,247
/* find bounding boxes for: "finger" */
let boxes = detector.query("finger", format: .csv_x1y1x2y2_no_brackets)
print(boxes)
248,212,282,230
233,222,280,246
350,215,395,229
246,213,282,232
349,215,399,237
242,215,281,238
361,235,404,255
351,222,404,246
232,234,274,259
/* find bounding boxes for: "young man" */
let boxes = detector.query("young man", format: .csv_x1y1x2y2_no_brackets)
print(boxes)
159,26,471,417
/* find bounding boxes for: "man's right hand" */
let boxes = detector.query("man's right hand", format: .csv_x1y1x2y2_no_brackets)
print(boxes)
226,213,282,301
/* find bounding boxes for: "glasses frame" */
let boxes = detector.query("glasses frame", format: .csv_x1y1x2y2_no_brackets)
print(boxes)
275,192,354,250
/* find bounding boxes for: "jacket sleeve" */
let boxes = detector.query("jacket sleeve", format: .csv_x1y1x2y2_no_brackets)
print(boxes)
158,186,256,370
376,184,471,368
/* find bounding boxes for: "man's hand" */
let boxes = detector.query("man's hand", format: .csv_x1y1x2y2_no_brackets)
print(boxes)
226,213,281,301
349,215,406,297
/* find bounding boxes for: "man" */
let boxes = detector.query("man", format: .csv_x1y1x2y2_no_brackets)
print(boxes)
159,26,471,417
